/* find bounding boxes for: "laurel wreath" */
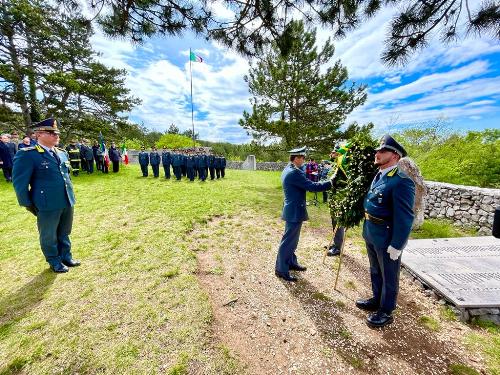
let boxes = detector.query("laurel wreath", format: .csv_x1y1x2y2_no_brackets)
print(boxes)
328,134,378,229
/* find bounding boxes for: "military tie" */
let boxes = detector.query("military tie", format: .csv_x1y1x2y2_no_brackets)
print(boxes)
372,171,381,187
51,149,61,165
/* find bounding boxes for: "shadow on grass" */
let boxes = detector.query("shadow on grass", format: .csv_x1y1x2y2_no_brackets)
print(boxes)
311,252,468,373
0,269,56,338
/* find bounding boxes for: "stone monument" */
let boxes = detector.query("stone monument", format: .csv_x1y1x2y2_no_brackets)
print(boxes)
242,155,256,170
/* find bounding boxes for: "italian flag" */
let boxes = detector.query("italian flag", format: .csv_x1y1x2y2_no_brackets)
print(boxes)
190,51,203,63
121,142,129,165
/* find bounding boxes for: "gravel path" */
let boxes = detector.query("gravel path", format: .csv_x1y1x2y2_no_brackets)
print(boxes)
193,211,486,374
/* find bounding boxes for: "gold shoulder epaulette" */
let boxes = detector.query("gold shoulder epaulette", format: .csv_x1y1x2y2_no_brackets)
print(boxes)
387,167,398,177
35,145,44,153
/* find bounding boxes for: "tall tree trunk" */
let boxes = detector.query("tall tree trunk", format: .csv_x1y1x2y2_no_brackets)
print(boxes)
26,32,40,122
6,30,31,129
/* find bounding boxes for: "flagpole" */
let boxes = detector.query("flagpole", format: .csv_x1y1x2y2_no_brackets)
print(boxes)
189,48,195,147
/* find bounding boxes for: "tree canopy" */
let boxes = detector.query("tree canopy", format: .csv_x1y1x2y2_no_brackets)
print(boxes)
0,0,140,141
239,20,366,152
91,0,499,65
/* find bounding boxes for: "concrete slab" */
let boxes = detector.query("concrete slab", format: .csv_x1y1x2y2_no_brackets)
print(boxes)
401,236,500,308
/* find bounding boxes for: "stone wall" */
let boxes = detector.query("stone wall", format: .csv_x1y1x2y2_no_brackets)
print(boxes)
226,161,288,171
424,181,500,234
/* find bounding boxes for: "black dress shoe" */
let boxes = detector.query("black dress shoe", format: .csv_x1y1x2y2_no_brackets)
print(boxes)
50,263,69,273
327,246,341,256
289,264,307,272
355,298,380,312
366,311,394,328
275,270,298,282
62,259,81,267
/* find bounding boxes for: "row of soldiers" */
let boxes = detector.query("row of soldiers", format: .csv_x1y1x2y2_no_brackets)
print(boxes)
138,146,227,181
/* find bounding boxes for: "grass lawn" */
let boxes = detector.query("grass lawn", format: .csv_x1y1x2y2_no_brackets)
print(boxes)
0,165,497,374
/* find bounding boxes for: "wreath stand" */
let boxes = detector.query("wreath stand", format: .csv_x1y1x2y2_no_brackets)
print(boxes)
322,223,348,291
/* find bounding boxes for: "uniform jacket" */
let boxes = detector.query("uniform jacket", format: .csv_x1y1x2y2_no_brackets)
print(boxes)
161,151,171,165
0,142,13,168
208,155,215,168
363,166,415,250
186,155,195,168
12,145,75,211
109,147,121,162
198,155,207,168
149,151,161,166
138,151,149,166
281,163,332,223
7,142,16,158
80,145,94,160
214,157,222,169
171,153,182,167
221,157,226,168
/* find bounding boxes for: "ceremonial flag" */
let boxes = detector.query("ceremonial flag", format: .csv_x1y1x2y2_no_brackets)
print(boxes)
189,51,203,63
99,132,110,168
121,142,129,165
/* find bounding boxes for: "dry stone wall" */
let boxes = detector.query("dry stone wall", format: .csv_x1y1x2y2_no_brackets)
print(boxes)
424,181,499,234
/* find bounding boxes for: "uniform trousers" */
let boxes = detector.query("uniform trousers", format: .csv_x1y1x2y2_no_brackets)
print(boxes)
173,166,181,180
364,221,401,314
151,164,160,178
221,168,225,178
330,217,345,249
163,164,171,179
2,167,12,182
216,168,221,179
209,167,215,180
140,164,148,177
112,161,119,172
187,167,194,181
37,206,74,267
198,167,206,181
275,221,302,274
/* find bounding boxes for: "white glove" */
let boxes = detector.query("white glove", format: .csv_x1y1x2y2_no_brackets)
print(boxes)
329,170,338,184
387,246,402,261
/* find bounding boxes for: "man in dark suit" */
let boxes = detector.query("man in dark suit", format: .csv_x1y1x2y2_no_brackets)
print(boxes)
0,134,14,182
275,147,333,282
12,118,80,273
357,135,415,328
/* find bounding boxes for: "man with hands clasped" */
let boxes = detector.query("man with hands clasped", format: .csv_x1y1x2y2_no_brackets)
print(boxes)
357,135,415,328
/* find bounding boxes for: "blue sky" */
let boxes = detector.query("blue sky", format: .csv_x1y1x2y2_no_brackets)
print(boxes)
90,6,500,144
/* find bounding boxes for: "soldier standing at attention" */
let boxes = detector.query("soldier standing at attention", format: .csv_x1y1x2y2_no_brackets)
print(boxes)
161,147,171,179
138,146,149,177
198,152,207,181
181,152,187,177
208,152,215,180
12,118,80,273
221,155,226,178
186,152,195,181
149,146,161,178
171,150,182,180
357,135,415,328
66,139,81,176
214,154,222,179
275,147,332,282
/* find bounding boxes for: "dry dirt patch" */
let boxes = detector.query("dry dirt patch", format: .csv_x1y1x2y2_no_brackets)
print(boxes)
192,211,486,375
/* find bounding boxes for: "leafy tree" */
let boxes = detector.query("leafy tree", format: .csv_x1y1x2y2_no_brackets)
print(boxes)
93,0,499,65
123,138,143,150
156,133,200,149
167,123,179,134
182,128,199,140
239,21,366,153
0,0,139,135
394,125,500,188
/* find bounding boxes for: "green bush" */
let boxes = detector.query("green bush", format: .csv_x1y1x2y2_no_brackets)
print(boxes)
395,127,499,188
